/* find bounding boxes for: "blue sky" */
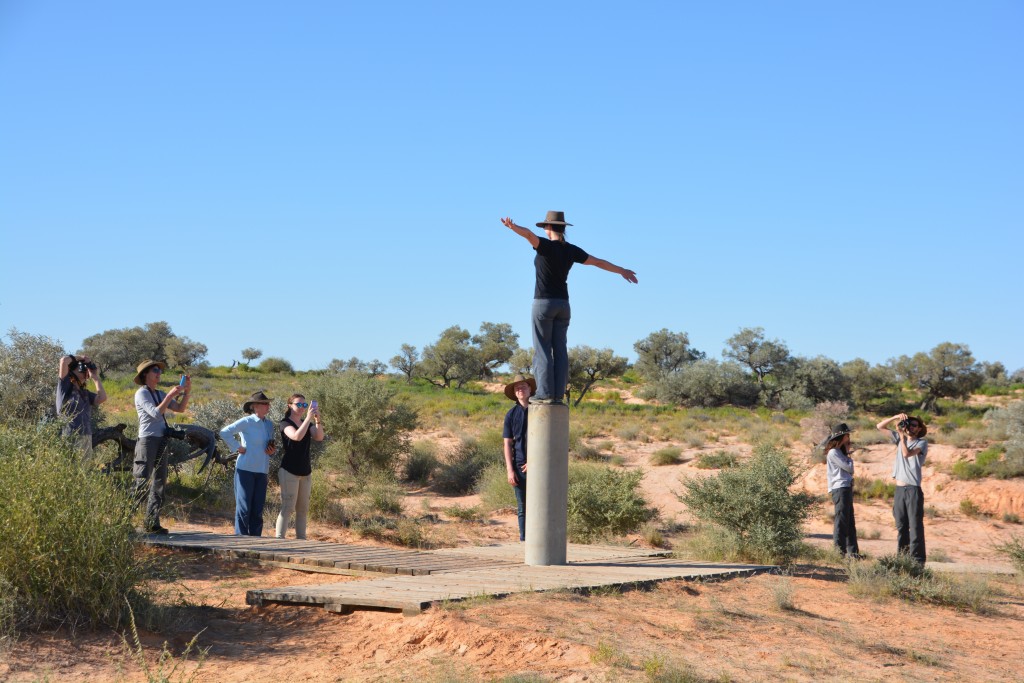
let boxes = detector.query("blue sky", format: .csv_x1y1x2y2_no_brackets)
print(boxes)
1,2,1021,372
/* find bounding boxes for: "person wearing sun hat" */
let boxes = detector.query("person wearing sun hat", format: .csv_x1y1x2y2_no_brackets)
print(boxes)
500,211,637,404
132,358,191,534
823,423,859,558
877,412,929,564
219,391,278,536
502,374,536,541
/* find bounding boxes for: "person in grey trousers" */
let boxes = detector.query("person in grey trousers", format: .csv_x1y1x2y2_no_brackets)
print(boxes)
133,359,191,534
823,423,859,558
877,413,928,564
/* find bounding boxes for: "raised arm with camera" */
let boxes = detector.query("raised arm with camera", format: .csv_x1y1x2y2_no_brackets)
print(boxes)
876,413,923,458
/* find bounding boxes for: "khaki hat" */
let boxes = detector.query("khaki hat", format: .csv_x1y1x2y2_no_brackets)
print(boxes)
133,359,167,385
536,210,573,229
504,374,537,401
243,390,273,414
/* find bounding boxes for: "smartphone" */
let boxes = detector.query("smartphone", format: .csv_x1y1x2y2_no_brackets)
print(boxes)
310,400,318,411
179,374,187,386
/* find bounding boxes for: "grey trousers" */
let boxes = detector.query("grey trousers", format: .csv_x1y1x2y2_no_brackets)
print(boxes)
893,485,926,564
831,487,859,556
132,436,168,529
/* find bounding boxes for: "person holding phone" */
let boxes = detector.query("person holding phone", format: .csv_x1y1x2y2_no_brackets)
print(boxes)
133,359,190,534
276,394,325,539
501,211,637,404
220,391,277,536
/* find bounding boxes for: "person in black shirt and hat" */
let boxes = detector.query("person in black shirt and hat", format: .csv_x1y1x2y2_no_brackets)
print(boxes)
501,211,637,404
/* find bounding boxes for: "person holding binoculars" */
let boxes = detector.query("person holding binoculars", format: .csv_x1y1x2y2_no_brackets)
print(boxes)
56,354,107,456
877,413,929,565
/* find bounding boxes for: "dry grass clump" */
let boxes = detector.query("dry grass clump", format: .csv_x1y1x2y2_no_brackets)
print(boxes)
650,446,683,466
845,554,994,614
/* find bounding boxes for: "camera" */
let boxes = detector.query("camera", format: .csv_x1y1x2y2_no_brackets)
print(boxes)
73,359,97,373
898,418,913,431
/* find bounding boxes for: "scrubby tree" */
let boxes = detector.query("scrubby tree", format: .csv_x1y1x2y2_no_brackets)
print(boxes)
418,326,478,388
471,322,520,379
258,356,294,373
649,359,759,408
0,328,66,423
841,358,895,409
241,347,262,367
566,346,628,406
81,321,207,372
633,329,704,381
389,344,419,382
893,342,983,412
792,356,851,404
507,347,533,376
723,327,793,393
980,361,1010,387
308,372,418,473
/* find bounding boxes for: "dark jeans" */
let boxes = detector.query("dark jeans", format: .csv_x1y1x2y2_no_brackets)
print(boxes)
513,467,527,542
235,469,268,536
831,487,859,557
893,485,926,564
531,298,571,400
132,436,168,529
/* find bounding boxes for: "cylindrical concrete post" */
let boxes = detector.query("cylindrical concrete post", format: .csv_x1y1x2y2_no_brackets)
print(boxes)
524,403,570,565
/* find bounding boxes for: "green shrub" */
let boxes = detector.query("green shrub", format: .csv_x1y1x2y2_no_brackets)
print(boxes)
477,461,517,511
443,504,483,521
402,441,439,484
308,470,348,524
434,432,503,495
1002,512,1022,524
994,534,1024,572
960,498,983,517
354,471,404,515
846,554,992,613
257,356,294,373
567,462,656,543
650,447,682,466
854,477,896,502
693,450,738,469
951,458,985,480
0,424,142,634
679,445,814,564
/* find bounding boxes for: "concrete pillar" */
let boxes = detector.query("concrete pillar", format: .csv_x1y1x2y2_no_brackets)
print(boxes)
524,402,570,565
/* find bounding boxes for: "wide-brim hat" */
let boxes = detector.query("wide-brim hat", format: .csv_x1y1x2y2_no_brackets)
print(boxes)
243,390,273,414
905,417,928,437
536,210,573,229
133,359,167,385
826,423,852,442
504,374,537,401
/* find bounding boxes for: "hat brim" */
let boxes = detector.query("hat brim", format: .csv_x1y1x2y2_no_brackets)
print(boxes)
504,378,537,401
536,221,573,228
243,400,271,414
133,360,167,385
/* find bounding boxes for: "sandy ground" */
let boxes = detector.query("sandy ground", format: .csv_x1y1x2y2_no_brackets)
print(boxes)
4,411,1024,682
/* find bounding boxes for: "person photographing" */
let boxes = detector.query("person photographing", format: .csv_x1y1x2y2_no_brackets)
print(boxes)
877,413,928,564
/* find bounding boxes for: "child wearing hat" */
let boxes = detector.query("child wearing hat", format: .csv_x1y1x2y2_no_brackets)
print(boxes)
501,211,637,404
220,391,278,536
824,423,859,558
503,374,536,541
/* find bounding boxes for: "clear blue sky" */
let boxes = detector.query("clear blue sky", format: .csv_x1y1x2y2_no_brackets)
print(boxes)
2,2,1021,372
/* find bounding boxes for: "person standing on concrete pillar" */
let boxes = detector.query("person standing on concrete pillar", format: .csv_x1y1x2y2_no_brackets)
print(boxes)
503,374,536,542
501,211,637,404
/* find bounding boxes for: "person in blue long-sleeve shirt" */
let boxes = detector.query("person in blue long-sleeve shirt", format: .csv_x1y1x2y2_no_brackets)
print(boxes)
220,391,277,536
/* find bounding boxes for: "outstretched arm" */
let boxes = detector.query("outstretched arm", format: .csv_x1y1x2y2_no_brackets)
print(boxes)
501,217,540,248
584,256,638,283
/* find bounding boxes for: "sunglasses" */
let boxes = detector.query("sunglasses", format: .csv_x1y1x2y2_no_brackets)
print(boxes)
150,367,163,374
292,402,309,408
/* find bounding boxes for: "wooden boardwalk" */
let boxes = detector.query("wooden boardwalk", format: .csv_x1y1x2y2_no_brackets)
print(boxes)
143,532,773,616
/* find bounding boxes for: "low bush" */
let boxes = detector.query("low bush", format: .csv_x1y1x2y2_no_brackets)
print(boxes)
567,462,657,543
434,431,503,495
0,424,142,635
354,471,404,516
402,441,439,484
308,470,348,525
846,553,993,613
679,445,814,564
693,450,738,469
854,477,896,502
960,499,984,517
649,446,682,466
257,356,294,373
994,534,1024,572
477,462,517,511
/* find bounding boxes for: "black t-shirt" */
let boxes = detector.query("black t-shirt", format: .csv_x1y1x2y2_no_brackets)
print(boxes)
534,237,589,299
279,417,313,476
